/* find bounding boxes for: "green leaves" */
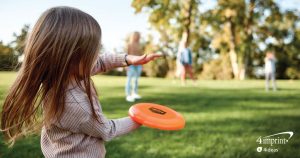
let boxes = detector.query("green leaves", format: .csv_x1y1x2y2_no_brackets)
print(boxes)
131,0,300,79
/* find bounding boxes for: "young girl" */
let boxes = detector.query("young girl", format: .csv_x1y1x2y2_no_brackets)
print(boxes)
1,7,161,158
264,51,277,91
125,31,144,102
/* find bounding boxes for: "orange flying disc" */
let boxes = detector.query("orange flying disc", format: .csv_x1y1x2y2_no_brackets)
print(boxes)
128,103,185,130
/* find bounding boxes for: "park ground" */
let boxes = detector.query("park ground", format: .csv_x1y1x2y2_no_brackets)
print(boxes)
0,71,299,158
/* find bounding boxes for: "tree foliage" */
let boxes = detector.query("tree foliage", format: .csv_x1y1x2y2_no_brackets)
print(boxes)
131,0,300,79
0,25,29,70
0,41,16,71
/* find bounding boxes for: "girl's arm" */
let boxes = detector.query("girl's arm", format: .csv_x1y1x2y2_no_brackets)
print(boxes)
79,111,140,141
58,101,140,141
91,53,127,75
91,53,162,75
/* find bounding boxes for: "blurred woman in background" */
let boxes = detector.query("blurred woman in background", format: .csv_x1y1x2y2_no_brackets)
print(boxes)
125,32,144,102
177,33,196,86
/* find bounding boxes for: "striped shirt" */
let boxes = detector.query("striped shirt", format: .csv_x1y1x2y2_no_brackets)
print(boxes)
41,53,140,158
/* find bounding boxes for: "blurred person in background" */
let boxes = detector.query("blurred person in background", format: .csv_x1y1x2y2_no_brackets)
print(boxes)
125,31,144,102
265,51,277,91
177,33,196,86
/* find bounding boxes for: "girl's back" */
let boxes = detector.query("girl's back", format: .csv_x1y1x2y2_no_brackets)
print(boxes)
1,7,140,158
42,79,138,157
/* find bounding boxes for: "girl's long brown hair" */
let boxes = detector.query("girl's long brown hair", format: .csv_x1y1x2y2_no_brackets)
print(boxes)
1,6,101,145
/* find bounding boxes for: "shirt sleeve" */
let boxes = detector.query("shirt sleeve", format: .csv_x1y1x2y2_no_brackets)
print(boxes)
91,53,127,75
78,110,141,141
57,99,140,141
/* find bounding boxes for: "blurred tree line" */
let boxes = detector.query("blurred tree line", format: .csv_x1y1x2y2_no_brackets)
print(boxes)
0,25,29,71
1,1,299,79
131,0,300,79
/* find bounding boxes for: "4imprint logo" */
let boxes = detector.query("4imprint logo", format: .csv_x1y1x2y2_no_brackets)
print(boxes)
256,131,294,153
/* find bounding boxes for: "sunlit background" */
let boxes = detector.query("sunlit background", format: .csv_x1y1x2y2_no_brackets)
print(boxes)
1,1,300,158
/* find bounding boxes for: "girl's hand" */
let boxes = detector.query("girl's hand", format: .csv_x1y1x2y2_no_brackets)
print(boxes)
126,53,162,66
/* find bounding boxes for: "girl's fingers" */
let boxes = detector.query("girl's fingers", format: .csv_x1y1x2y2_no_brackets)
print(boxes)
153,53,163,58
149,53,162,59
141,54,147,60
146,53,162,61
132,53,162,65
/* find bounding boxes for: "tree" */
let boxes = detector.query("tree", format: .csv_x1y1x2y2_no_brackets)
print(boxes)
254,1,300,79
0,41,17,71
11,24,30,55
195,0,300,79
132,0,300,79
132,1,203,56
131,0,215,78
132,0,198,44
207,0,262,80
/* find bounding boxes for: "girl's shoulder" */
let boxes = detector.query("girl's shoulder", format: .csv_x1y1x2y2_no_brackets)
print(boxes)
65,87,96,113
65,87,86,102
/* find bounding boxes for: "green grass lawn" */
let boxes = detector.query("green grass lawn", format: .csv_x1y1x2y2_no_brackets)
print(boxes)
0,71,299,158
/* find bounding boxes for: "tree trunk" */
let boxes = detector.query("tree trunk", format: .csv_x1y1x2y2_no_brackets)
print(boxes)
240,0,255,80
228,20,240,79
185,0,193,45
239,65,246,80
229,49,239,79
